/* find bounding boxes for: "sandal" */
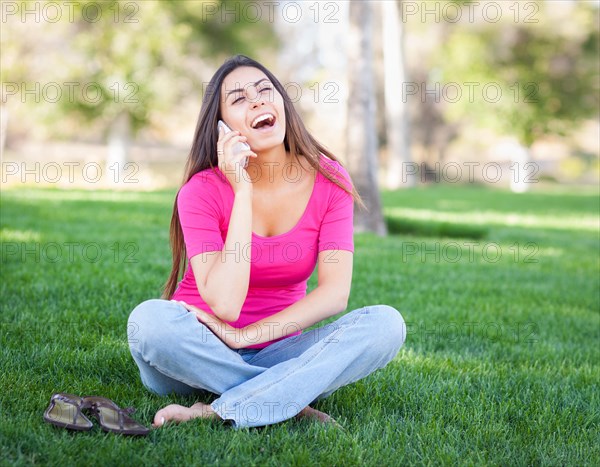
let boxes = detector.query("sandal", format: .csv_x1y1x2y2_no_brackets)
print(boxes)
43,393,93,431
83,396,150,436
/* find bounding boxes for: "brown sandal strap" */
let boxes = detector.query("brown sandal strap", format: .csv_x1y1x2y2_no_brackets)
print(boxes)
52,393,84,425
86,398,145,432
44,393,93,431
89,404,135,430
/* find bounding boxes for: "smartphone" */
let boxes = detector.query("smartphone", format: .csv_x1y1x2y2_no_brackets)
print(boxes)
218,120,250,168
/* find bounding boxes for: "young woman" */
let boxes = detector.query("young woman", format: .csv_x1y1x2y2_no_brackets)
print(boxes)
127,55,406,429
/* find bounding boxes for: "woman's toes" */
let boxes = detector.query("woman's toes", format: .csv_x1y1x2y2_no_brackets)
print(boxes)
152,402,219,428
152,415,165,428
152,403,189,427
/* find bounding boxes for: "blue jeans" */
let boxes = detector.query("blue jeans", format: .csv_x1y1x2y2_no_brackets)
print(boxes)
127,299,406,428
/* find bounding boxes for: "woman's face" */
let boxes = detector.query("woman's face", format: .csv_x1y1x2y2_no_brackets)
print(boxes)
220,66,286,153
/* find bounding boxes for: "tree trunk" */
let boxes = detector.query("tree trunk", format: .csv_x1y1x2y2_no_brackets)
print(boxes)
508,139,531,193
383,0,415,189
106,111,131,185
0,107,8,153
346,1,387,236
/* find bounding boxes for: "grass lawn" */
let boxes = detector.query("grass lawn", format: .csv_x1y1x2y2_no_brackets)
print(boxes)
1,183,598,466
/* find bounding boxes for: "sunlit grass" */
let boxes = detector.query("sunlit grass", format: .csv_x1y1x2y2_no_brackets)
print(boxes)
0,228,42,242
385,206,598,231
1,183,599,466
1,187,174,203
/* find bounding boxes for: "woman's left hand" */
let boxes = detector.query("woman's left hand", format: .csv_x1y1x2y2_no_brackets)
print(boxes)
173,300,244,349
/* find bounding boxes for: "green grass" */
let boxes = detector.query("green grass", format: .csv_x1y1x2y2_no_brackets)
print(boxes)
1,184,599,466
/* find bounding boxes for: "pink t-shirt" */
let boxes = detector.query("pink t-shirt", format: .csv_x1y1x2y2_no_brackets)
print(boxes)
171,155,354,349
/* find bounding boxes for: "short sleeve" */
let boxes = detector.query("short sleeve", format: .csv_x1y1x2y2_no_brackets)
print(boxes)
318,163,355,253
177,175,225,259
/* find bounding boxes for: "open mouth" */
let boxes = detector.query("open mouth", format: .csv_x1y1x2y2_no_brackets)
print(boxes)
251,113,276,130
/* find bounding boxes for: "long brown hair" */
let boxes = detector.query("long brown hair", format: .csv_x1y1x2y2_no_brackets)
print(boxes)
162,54,366,299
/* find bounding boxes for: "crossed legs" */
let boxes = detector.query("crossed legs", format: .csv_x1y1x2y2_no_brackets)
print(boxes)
127,299,406,429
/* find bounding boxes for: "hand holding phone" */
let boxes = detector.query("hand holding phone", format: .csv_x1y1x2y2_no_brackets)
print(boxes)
218,120,251,169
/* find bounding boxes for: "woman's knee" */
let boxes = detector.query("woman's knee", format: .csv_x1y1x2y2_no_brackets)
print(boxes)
365,304,406,353
127,299,176,352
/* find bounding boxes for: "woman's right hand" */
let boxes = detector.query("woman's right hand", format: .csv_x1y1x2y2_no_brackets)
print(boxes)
217,126,257,194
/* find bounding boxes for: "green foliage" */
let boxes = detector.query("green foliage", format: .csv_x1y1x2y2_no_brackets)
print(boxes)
435,1,599,146
61,0,277,134
1,184,599,465
162,0,279,60
3,0,278,139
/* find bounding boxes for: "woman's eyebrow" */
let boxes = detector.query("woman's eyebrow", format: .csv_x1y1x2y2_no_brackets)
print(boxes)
225,78,270,99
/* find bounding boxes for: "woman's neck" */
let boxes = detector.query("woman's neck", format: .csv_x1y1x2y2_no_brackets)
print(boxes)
246,144,293,191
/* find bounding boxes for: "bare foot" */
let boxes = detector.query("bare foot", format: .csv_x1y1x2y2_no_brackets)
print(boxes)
295,406,344,429
152,402,219,428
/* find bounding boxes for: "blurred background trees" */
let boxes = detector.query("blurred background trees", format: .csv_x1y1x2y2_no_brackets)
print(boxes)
437,2,599,149
1,0,277,176
1,0,598,231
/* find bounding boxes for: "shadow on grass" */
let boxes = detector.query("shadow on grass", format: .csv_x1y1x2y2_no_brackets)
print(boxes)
385,216,488,239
